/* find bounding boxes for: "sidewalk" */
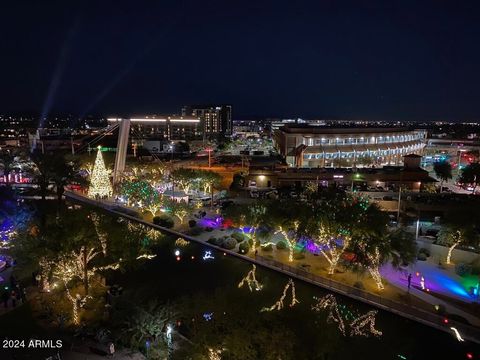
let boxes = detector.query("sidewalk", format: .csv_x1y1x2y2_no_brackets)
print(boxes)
381,263,480,326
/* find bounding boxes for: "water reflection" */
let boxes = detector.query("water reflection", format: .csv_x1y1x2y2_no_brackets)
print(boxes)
237,264,263,292
312,294,382,337
261,278,300,312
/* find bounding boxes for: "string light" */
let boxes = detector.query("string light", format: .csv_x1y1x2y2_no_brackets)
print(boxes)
366,247,384,290
260,242,276,248
145,203,161,217
136,254,156,260
315,226,351,275
261,278,299,312
175,237,190,247
349,310,382,337
446,230,463,265
450,327,464,342
312,294,382,337
91,212,107,255
203,250,214,260
127,221,162,241
88,147,113,198
275,222,300,262
203,312,214,321
208,348,222,360
50,246,119,325
312,294,346,335
238,265,263,291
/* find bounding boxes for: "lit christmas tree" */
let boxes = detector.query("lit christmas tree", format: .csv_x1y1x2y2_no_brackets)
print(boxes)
88,147,113,198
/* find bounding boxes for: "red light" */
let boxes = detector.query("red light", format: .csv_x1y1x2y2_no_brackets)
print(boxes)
443,318,449,324
176,256,180,261
191,256,195,260
466,353,473,359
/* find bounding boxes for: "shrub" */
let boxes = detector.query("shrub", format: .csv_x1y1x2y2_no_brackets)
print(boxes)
239,241,250,254
247,238,254,247
231,232,248,243
153,215,174,228
207,237,223,246
222,237,237,250
455,263,472,277
188,226,203,236
353,281,365,290
188,219,197,228
205,227,214,232
418,248,431,257
293,252,305,260
417,253,427,261
276,241,287,250
261,244,273,252
207,237,217,244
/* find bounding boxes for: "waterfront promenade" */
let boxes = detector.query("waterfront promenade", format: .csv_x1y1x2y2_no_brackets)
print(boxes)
65,190,480,344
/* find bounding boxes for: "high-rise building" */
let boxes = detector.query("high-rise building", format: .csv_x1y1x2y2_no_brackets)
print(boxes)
181,104,232,137
107,116,202,140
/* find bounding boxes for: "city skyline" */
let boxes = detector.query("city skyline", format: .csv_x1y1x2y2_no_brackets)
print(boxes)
0,1,479,122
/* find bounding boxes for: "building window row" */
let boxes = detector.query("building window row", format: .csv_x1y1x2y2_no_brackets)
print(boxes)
304,132,426,146
304,144,423,160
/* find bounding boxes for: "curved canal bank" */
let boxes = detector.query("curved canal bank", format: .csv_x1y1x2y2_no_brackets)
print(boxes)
65,191,480,345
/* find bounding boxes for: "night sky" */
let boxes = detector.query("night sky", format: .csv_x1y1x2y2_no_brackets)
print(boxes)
1,0,479,121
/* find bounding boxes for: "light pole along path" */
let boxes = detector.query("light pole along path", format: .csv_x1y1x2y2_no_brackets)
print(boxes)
65,190,480,344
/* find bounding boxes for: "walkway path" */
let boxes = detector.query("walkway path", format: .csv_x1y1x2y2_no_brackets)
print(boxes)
381,264,480,326
65,191,480,344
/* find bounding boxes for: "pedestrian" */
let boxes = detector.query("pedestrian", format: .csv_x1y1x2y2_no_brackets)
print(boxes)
255,249,258,256
407,273,412,291
35,274,41,288
32,271,37,286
